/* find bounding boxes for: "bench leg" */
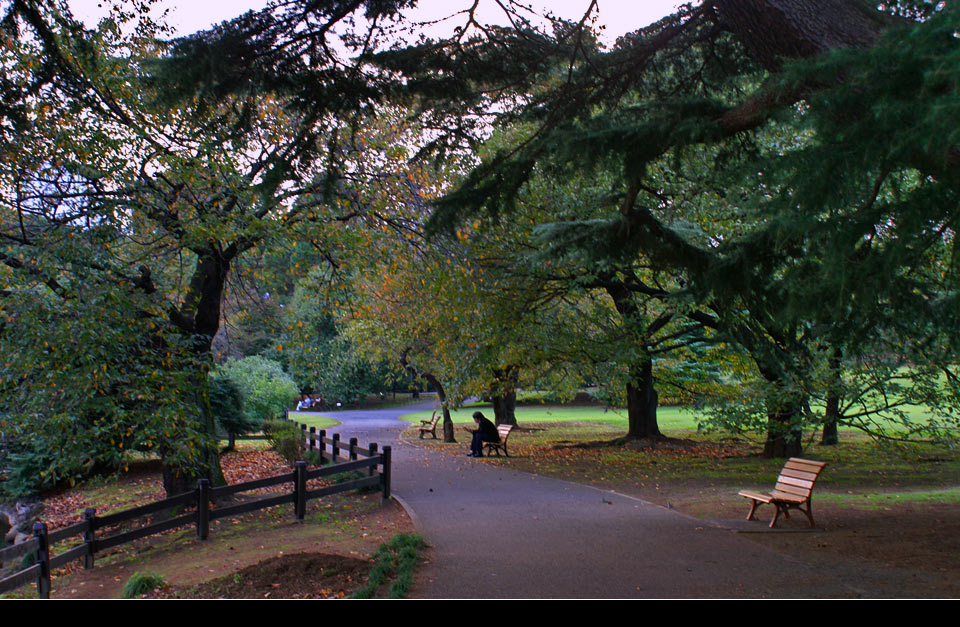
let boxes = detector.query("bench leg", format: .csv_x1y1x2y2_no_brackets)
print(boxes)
769,503,786,528
746,499,761,521
801,502,816,528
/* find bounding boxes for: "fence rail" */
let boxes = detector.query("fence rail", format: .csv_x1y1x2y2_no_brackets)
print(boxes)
0,429,390,599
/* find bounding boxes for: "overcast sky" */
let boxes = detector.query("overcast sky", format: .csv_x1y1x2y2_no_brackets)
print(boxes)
68,0,685,43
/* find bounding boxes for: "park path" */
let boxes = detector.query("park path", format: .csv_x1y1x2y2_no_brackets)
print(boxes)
308,400,861,598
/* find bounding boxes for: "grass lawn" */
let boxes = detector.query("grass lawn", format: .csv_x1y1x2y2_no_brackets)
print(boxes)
399,400,932,437
401,403,701,431
287,412,340,429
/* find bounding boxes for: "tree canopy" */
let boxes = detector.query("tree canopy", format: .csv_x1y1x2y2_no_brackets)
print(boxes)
3,0,960,500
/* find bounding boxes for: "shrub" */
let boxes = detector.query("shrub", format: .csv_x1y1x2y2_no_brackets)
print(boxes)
218,356,299,423
262,419,303,465
209,374,257,447
122,572,166,598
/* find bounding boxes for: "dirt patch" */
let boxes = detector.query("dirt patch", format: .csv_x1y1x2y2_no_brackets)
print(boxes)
7,446,418,599
47,495,415,599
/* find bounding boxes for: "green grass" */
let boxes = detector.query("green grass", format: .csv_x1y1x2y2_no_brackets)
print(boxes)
401,398,953,439
287,413,339,429
817,486,960,508
400,403,700,430
351,533,426,599
122,572,166,598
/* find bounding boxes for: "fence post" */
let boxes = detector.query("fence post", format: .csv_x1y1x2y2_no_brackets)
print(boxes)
332,433,340,463
83,508,96,570
197,479,210,540
318,429,326,464
349,437,358,461
381,446,392,503
309,426,317,453
294,461,307,522
368,443,378,477
33,522,50,599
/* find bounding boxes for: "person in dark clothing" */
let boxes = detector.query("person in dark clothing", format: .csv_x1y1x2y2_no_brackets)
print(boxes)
468,411,499,457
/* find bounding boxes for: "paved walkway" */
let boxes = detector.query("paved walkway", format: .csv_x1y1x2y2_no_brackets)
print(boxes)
304,401,859,598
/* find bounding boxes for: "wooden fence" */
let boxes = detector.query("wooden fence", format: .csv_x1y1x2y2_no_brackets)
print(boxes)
0,430,390,599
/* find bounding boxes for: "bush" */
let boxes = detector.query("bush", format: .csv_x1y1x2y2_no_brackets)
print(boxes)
262,419,303,465
218,356,299,423
122,572,166,598
209,374,257,446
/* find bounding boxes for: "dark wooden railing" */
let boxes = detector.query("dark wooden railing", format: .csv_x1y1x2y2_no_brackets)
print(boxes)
0,431,390,599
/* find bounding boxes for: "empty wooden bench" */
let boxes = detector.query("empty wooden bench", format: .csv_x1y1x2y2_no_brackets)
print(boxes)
418,411,441,439
482,424,515,457
738,458,827,528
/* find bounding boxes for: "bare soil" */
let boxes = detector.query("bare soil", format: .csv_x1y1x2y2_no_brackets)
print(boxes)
46,494,415,599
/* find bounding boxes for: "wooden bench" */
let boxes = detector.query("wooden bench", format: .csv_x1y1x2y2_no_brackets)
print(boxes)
418,411,441,439
482,424,515,457
738,457,827,528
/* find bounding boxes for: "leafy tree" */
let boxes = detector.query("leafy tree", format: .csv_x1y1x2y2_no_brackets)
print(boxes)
367,1,960,455
0,0,423,494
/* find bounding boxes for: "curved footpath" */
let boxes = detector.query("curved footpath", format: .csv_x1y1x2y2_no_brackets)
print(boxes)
307,401,863,598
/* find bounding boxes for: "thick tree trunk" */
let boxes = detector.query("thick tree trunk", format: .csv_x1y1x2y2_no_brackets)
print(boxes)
821,350,843,445
714,0,884,72
160,251,231,497
626,358,663,439
602,284,664,439
490,366,519,426
821,398,840,445
763,400,804,458
161,375,227,496
491,392,517,426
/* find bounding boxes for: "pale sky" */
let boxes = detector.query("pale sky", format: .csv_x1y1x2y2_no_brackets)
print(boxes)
68,0,685,43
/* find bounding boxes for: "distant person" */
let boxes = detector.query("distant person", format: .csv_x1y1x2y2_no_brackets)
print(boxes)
468,411,499,457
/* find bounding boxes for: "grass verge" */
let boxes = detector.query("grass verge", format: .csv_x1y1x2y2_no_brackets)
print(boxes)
351,533,427,599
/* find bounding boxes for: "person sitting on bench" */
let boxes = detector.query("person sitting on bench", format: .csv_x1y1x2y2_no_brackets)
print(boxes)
468,411,499,457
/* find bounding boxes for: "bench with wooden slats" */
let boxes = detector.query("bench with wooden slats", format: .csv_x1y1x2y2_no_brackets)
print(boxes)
418,411,441,439
482,424,515,457
738,458,827,528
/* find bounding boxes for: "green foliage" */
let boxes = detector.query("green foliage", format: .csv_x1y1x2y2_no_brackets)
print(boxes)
278,283,392,406
218,356,299,424
262,419,302,464
122,572,166,599
208,373,256,441
0,287,208,498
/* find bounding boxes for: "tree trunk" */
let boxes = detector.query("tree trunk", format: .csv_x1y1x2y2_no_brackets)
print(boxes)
821,391,841,445
159,251,232,497
626,357,663,439
763,400,804,458
490,366,519,426
423,372,456,443
714,0,884,72
821,349,843,445
161,374,227,496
